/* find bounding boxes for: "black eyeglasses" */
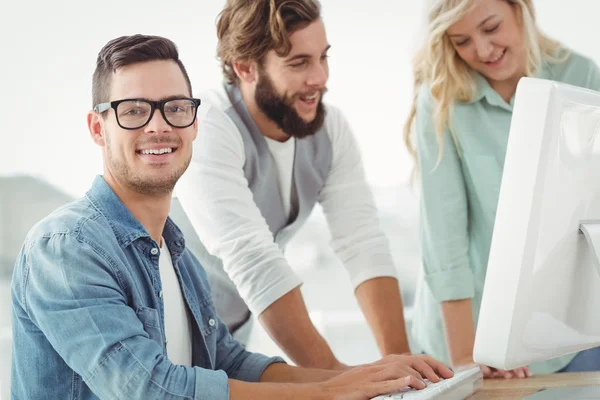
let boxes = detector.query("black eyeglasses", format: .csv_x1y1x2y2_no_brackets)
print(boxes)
94,97,201,130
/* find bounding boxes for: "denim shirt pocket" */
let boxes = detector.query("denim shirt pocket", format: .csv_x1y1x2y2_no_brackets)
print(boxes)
197,296,219,338
184,294,220,369
136,306,165,349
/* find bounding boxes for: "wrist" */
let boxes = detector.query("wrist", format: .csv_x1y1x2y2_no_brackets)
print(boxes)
331,361,351,371
381,342,411,356
453,356,476,369
310,382,332,400
307,356,344,371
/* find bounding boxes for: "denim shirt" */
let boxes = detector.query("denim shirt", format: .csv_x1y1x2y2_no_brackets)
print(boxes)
11,176,284,399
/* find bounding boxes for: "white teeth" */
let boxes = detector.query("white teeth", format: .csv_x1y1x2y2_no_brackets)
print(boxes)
140,148,173,155
301,93,317,101
489,50,505,63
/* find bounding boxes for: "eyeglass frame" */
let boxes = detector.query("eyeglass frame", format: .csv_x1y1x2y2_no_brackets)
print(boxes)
93,97,202,130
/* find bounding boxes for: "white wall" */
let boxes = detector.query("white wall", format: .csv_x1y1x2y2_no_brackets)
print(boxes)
2,1,600,195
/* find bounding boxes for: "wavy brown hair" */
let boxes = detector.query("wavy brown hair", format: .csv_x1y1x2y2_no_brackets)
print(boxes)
216,0,321,84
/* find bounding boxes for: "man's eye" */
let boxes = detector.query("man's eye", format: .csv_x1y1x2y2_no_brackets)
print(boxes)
290,60,308,68
123,108,145,115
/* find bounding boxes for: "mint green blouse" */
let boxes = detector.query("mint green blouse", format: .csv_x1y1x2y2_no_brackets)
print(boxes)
411,51,600,374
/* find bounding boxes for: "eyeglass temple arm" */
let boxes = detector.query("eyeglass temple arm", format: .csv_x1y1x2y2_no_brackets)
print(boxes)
93,103,111,113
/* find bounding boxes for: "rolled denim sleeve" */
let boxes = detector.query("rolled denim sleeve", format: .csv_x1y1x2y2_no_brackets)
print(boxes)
197,265,286,382
415,85,474,302
19,232,230,400
214,319,285,383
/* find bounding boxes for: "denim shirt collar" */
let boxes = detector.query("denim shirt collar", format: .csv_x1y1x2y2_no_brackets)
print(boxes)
85,175,186,261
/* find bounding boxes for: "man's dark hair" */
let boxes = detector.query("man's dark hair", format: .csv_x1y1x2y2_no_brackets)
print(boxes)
92,34,192,107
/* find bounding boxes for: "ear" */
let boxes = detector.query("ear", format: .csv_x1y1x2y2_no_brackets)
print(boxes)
87,110,106,147
232,60,258,84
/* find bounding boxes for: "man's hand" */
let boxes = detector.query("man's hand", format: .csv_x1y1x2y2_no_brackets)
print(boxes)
332,353,454,381
370,354,455,383
318,354,454,399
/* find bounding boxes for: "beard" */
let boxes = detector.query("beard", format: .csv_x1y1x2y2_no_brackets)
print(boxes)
105,133,190,197
254,68,327,139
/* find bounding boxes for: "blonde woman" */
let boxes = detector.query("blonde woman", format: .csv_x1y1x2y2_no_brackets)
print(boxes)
406,0,600,378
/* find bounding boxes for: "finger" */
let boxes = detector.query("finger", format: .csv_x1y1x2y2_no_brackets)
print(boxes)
401,366,425,383
513,368,526,379
433,362,455,379
518,367,532,378
366,375,427,398
479,365,494,378
411,360,441,383
371,363,422,384
492,369,506,379
500,370,514,379
416,355,454,379
403,374,428,390
391,365,423,383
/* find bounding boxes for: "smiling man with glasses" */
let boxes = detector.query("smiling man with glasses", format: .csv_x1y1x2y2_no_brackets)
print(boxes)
10,34,452,400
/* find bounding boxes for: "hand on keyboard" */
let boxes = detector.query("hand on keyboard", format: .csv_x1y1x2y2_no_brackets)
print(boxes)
370,365,483,400
370,354,455,384
318,354,454,400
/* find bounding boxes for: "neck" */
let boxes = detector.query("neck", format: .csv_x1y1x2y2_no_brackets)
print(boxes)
488,65,527,103
240,83,291,143
489,76,521,103
103,171,171,246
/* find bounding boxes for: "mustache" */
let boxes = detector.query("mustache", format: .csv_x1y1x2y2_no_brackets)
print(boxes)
294,87,328,98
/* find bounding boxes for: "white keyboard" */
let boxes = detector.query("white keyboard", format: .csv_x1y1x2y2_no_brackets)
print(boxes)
371,366,483,400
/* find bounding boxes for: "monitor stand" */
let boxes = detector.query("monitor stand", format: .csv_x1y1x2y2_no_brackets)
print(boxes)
580,221,600,276
523,385,600,399
521,222,600,399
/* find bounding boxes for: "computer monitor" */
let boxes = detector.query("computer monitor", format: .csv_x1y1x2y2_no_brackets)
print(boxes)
474,77,600,370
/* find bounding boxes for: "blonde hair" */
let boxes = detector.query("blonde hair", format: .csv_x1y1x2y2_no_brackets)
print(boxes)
403,0,567,172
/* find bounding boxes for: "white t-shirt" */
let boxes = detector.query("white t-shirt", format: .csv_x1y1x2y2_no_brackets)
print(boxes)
175,87,397,316
159,239,192,366
264,136,296,220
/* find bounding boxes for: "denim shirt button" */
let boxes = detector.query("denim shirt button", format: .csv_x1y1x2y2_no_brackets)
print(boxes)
150,248,159,256
208,318,216,327
159,290,163,298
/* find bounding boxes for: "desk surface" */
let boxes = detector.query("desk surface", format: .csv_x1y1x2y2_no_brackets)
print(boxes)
467,372,600,399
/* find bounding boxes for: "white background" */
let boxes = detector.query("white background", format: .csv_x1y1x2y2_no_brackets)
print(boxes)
2,0,600,374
